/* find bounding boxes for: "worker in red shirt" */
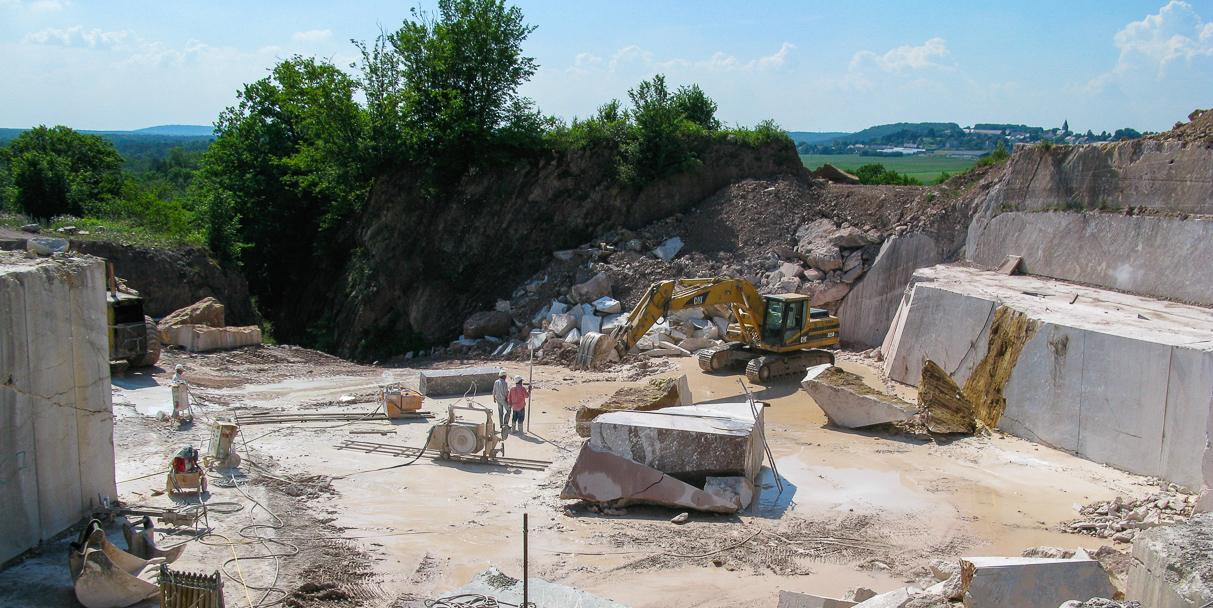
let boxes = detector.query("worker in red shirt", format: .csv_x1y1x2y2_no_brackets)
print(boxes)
507,375,530,433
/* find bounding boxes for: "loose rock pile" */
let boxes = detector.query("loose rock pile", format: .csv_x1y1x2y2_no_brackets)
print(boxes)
1066,485,1200,542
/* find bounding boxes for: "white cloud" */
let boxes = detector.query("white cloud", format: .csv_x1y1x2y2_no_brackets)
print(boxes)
24,26,133,48
1088,1,1213,91
849,37,954,74
293,29,332,43
29,0,62,10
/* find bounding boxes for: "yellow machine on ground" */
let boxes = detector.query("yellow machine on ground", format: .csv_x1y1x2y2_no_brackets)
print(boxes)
575,277,840,382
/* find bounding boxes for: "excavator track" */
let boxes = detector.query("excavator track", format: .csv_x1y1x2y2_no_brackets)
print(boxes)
697,346,734,372
745,349,836,384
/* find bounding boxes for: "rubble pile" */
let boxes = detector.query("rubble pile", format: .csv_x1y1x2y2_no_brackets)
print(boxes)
1066,487,1201,542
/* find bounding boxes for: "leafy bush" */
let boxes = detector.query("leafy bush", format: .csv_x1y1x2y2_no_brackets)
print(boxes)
852,163,922,186
976,141,1009,167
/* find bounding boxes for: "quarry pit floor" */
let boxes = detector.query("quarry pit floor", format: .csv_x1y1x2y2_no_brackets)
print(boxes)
1,345,1154,608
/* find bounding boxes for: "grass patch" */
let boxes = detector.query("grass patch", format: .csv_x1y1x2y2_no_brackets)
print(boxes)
0,212,202,249
800,153,977,184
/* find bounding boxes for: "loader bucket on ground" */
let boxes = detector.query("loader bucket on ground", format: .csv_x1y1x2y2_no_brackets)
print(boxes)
69,521,161,608
122,516,185,563
573,332,616,370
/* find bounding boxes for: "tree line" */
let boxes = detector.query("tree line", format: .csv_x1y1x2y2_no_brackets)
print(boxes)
1,0,787,345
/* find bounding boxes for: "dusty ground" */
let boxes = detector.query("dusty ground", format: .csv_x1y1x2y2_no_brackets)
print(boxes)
0,344,1152,608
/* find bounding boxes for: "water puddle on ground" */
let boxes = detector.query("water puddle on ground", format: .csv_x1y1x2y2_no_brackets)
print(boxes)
765,449,933,515
111,375,173,416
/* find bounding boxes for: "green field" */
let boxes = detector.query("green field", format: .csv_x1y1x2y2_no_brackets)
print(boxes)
799,153,977,184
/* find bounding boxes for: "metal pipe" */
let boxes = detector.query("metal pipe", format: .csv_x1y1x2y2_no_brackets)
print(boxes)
523,512,529,608
527,339,534,433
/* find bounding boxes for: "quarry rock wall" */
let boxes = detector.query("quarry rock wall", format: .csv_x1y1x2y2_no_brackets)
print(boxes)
837,232,941,347
0,252,115,564
967,211,1213,306
327,139,804,360
979,140,1213,218
883,265,1213,490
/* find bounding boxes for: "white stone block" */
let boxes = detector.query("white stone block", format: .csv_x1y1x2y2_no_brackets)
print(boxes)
564,328,582,344
548,314,577,337
652,237,684,261
580,314,601,335
592,297,622,314
601,314,624,332
549,300,569,316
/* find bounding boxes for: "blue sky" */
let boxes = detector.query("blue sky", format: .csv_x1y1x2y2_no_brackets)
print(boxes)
1,0,1210,133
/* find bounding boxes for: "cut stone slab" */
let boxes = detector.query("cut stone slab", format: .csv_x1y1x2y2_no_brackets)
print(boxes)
575,375,692,437
160,324,262,352
918,360,976,434
1126,512,1213,608
960,556,1117,608
418,366,503,397
995,255,1022,275
590,402,764,485
778,590,857,608
852,588,912,608
801,364,917,428
438,566,630,608
704,476,754,511
560,442,741,513
883,264,1213,488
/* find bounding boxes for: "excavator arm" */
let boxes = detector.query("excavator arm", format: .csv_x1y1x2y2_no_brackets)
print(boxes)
574,278,766,369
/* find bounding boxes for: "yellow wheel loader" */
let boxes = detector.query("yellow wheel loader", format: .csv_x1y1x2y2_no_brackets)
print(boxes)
575,277,840,382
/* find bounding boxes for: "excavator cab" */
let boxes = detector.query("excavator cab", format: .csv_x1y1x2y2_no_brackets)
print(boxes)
761,295,807,347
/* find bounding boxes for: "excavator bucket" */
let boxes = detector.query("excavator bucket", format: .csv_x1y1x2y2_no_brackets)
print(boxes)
69,520,162,608
574,332,617,370
122,516,185,563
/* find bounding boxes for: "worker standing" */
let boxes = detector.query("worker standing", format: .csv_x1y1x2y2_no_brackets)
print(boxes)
492,370,510,430
508,375,530,434
169,364,192,422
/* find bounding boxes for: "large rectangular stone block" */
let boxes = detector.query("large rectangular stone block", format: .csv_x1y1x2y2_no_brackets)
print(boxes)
0,253,114,563
961,556,1116,608
590,402,764,481
885,264,1213,488
419,366,504,397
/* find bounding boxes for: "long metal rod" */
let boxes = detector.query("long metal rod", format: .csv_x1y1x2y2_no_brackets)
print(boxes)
334,440,552,470
523,512,529,608
738,379,783,494
527,343,534,433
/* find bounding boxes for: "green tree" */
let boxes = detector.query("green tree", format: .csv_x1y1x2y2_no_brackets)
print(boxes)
853,163,921,186
672,84,720,131
196,56,368,334
359,0,538,174
0,125,124,218
619,75,696,185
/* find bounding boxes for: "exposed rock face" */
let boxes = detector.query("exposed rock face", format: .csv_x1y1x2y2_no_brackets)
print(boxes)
968,211,1213,306
327,140,803,360
463,310,512,339
978,140,1213,218
838,233,940,347
71,241,256,325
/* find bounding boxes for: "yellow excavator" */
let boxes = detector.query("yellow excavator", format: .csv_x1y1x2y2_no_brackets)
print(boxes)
575,277,840,382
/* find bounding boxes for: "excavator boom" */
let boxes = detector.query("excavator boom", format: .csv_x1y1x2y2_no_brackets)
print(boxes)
608,278,765,356
573,276,839,380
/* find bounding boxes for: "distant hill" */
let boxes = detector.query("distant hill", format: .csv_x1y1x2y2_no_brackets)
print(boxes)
130,125,215,137
786,131,851,144
835,122,962,142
